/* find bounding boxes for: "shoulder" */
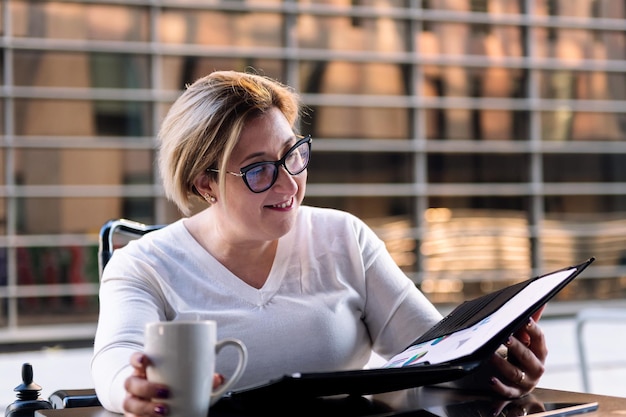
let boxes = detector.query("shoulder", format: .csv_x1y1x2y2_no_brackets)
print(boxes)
103,219,189,273
298,205,366,228
121,219,186,252
296,206,382,247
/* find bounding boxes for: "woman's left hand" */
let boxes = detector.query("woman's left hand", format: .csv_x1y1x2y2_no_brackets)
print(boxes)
487,307,548,398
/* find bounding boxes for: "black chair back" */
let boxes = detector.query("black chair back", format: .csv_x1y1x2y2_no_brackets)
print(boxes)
98,219,164,279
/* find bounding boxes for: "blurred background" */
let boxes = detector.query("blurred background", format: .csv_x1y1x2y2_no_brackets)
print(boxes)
1,0,626,407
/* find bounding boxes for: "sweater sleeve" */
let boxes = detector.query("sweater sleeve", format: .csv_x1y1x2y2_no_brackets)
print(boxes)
91,250,168,413
358,223,443,359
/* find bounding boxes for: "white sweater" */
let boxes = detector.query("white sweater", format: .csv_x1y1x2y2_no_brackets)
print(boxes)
91,206,442,413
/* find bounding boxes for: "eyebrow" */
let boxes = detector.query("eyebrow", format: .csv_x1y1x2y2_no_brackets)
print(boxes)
239,136,297,165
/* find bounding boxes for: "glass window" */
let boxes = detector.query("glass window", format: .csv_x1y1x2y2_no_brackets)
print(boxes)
161,56,284,90
168,0,281,3
14,99,152,137
419,23,525,57
304,195,415,224
535,0,626,19
534,28,626,61
14,51,151,89
428,195,529,213
16,197,155,235
11,1,150,41
539,70,626,101
425,109,530,140
309,151,413,183
13,148,154,186
303,106,411,139
300,61,410,96
0,196,5,234
0,52,4,85
424,0,523,13
541,111,626,141
298,0,410,6
542,194,626,299
428,153,529,183
159,9,282,47
421,198,531,300
544,154,626,183
0,150,4,183
297,14,409,52
14,245,99,325
422,67,527,99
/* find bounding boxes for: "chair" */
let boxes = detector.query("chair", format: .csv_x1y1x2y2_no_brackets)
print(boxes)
50,219,163,409
98,218,165,278
576,307,626,392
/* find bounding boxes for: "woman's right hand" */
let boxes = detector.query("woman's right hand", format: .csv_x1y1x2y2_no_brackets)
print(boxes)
122,352,224,416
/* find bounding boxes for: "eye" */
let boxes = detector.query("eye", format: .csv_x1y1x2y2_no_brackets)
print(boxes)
246,163,274,180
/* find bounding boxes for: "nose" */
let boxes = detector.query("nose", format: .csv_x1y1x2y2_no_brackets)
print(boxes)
272,165,300,194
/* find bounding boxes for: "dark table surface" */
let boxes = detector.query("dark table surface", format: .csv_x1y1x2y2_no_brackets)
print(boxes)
35,387,624,417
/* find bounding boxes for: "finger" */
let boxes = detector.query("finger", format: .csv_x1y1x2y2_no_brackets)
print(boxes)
213,374,225,389
506,334,545,381
489,342,542,397
123,393,168,417
531,305,546,323
124,375,170,403
488,375,526,399
130,352,151,377
513,304,545,344
512,319,548,364
513,318,547,363
494,349,532,389
525,318,548,362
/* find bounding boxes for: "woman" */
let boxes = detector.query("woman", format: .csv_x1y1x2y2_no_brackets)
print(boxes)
91,70,547,416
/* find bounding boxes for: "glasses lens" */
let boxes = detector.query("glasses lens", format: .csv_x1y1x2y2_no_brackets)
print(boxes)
244,163,277,192
284,140,311,175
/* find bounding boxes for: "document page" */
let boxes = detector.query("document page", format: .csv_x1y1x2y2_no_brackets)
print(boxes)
383,268,575,368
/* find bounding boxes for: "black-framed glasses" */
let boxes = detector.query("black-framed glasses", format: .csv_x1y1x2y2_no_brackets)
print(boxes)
208,135,312,193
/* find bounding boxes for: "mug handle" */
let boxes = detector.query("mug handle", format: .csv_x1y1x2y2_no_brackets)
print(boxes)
210,338,248,401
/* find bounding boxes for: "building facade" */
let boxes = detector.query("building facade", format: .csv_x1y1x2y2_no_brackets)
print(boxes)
1,0,626,341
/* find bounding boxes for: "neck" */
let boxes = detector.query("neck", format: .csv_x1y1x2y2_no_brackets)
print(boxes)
184,212,278,289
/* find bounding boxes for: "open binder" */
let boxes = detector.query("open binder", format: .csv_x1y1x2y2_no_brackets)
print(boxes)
227,258,595,404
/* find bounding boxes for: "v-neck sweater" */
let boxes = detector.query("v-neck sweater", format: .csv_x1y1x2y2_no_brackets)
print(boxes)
91,206,442,413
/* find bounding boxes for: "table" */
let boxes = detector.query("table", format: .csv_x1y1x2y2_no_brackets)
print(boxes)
35,387,625,417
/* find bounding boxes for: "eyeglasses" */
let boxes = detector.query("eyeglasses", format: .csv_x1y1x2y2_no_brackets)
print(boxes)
208,135,312,193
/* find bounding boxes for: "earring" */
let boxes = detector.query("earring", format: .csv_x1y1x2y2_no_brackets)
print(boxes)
203,193,217,204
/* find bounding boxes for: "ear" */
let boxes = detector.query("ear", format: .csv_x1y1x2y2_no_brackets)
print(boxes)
192,171,217,199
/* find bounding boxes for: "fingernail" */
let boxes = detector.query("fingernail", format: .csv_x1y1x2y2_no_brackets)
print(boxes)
489,377,497,386
527,318,534,328
505,336,512,346
154,404,168,415
218,374,225,385
156,388,170,398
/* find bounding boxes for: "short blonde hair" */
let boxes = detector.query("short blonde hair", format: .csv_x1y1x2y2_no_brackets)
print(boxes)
158,70,301,215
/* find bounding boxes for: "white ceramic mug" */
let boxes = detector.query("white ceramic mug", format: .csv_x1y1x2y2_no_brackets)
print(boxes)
144,320,248,417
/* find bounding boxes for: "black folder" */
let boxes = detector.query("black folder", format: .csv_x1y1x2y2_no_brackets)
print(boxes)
226,258,595,404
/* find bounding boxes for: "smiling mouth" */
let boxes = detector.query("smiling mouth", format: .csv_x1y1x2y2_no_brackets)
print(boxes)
268,197,294,209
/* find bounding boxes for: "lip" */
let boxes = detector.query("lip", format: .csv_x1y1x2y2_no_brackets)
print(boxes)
265,197,294,210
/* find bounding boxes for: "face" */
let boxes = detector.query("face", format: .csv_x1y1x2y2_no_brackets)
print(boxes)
208,107,307,244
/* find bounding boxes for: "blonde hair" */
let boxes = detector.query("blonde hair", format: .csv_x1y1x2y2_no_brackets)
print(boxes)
158,70,301,215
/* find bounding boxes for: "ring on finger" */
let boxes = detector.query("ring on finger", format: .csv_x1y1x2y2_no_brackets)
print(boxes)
517,370,526,384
